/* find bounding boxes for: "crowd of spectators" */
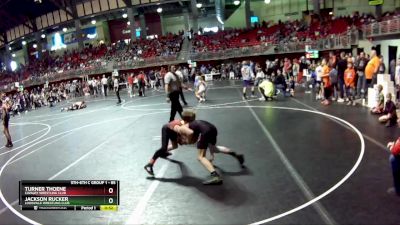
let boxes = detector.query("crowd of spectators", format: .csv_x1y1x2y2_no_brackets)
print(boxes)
0,33,184,90
0,10,399,93
191,12,376,53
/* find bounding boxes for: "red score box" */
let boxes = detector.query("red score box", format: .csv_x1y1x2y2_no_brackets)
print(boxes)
26,186,115,196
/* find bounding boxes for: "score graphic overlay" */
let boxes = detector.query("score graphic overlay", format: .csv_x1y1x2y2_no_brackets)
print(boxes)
19,180,119,211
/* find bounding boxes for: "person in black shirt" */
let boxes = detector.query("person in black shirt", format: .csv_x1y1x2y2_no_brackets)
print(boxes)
378,93,398,127
174,111,244,185
355,52,368,98
337,52,348,102
274,69,287,96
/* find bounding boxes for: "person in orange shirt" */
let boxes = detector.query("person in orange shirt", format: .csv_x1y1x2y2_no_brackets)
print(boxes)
365,50,380,89
320,58,331,105
344,62,356,106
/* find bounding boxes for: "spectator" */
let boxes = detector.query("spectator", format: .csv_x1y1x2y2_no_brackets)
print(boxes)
137,71,147,97
329,51,337,68
101,75,108,96
371,85,385,114
378,93,397,127
274,69,287,96
365,49,380,88
387,138,400,196
149,70,157,90
337,52,348,103
321,58,332,106
389,59,396,82
258,78,275,101
379,55,386,74
315,60,324,100
344,62,356,105
355,52,368,98
127,74,134,98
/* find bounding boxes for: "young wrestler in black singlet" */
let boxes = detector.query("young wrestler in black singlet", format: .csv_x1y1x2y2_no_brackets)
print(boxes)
1,99,12,148
144,120,182,176
175,111,244,185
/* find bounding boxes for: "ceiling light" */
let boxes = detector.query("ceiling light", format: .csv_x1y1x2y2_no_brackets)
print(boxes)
329,11,333,15
157,7,162,13
196,3,202,8
22,41,27,45
91,20,96,25
62,27,67,32
233,0,240,5
12,53,16,57
8,47,11,51
10,61,17,71
41,34,46,38
264,0,271,4
33,44,37,48
127,21,131,25
122,13,128,18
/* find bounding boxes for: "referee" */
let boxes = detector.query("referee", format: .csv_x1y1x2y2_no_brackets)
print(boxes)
165,65,183,122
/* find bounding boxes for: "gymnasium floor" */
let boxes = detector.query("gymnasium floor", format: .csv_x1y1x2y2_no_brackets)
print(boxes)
0,80,399,225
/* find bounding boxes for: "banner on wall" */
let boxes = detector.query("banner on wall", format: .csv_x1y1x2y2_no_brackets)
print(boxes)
369,0,384,6
53,27,98,45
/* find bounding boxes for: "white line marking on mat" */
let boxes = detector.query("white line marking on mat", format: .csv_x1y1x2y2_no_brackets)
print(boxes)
0,123,51,157
0,140,108,216
0,128,46,151
48,140,108,180
245,104,336,225
189,104,364,225
0,110,169,224
126,162,169,225
291,98,387,151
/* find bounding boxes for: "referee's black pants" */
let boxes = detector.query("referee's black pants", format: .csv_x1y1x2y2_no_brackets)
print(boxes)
116,88,121,104
179,87,187,105
169,90,182,122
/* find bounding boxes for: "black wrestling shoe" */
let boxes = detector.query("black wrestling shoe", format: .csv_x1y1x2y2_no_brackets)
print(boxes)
202,175,223,185
236,154,245,165
160,151,172,158
144,164,154,176
5,143,13,148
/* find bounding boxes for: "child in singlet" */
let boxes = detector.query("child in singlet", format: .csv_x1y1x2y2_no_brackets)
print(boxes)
195,76,207,103
61,101,87,112
1,99,12,148
173,111,245,185
144,119,184,176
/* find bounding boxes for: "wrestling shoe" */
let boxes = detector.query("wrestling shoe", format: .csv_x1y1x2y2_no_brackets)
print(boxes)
5,142,13,148
144,164,154,176
236,154,245,165
387,187,400,196
202,175,223,185
160,151,172,158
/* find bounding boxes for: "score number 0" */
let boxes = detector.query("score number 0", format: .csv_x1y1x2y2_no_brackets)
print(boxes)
108,187,114,204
